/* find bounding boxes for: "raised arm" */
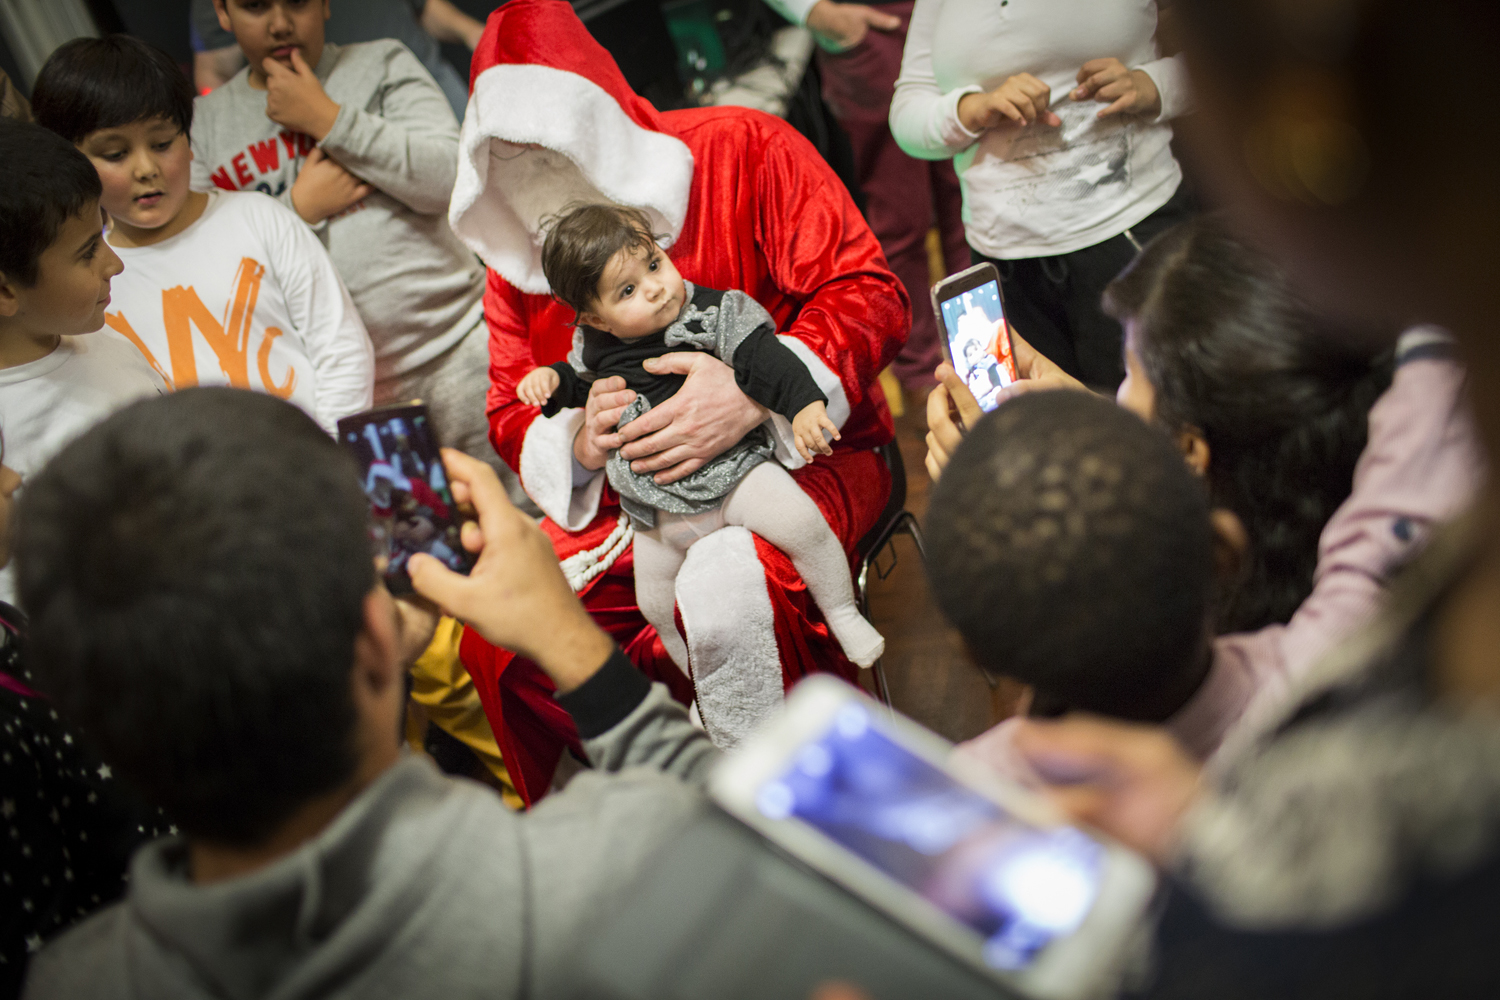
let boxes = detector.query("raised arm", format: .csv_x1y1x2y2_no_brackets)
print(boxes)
888,0,980,161
317,43,463,216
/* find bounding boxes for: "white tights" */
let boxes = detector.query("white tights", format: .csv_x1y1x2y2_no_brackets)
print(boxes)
633,461,885,674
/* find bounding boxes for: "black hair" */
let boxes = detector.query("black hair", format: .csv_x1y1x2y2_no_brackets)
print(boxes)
1104,215,1392,633
925,390,1215,722
15,388,376,846
32,34,195,145
0,120,102,287
541,203,662,314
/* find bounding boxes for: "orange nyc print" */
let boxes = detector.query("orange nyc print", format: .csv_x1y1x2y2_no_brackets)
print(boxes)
107,257,297,399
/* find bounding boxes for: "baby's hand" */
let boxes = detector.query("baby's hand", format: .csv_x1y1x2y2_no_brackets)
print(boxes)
793,401,840,461
518,367,560,407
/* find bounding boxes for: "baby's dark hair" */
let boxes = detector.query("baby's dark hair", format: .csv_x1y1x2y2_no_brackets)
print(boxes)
925,391,1214,722
1104,214,1392,633
32,34,195,145
541,203,661,314
0,120,102,288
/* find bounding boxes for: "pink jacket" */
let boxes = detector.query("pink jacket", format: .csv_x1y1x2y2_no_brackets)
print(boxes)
962,329,1486,770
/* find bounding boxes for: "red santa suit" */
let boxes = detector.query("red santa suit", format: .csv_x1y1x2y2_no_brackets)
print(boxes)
448,0,909,804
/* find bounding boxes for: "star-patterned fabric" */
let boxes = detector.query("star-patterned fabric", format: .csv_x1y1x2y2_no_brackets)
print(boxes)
0,602,169,998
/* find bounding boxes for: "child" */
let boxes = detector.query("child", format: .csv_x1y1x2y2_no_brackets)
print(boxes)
926,389,1219,727
517,204,884,669
32,35,374,435
0,423,170,992
190,0,496,470
0,121,169,604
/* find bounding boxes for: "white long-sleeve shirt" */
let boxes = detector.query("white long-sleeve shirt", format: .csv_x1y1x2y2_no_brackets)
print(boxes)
890,0,1188,258
105,191,374,434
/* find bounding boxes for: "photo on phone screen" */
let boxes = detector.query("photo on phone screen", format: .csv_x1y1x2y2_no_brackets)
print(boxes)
754,702,1104,972
938,279,1017,412
338,405,475,594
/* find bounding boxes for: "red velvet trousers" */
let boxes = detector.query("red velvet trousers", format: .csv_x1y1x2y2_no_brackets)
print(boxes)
461,448,891,806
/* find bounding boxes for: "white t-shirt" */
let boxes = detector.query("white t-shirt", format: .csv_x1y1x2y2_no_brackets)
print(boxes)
890,0,1188,259
0,333,169,603
105,190,374,433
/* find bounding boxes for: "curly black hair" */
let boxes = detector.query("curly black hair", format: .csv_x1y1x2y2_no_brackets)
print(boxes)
925,390,1215,722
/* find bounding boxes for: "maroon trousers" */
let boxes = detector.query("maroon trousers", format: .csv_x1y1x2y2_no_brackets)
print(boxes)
818,2,967,391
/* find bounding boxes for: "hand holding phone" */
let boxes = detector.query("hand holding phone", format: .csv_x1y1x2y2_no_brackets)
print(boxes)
337,403,477,595
932,264,1019,414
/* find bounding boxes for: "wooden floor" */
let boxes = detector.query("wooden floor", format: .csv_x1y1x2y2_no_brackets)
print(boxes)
860,387,1026,745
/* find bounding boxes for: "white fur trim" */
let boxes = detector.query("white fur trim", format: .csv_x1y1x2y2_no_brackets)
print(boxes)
559,511,634,593
450,64,696,294
767,336,851,468
517,409,607,530
677,526,784,749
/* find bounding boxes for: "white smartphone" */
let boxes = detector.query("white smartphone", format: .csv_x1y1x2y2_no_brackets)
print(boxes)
932,262,1019,413
710,677,1157,1000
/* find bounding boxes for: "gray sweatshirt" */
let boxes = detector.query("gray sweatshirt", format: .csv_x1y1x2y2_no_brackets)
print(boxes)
190,40,485,381
22,656,718,1000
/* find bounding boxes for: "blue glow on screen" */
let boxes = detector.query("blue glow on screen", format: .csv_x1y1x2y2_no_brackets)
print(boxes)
758,705,1102,970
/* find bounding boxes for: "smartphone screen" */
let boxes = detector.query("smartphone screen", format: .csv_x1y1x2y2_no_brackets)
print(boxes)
754,702,1104,972
338,404,475,595
937,277,1018,413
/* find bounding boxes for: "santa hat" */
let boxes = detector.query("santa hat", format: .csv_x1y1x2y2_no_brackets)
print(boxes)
449,0,697,295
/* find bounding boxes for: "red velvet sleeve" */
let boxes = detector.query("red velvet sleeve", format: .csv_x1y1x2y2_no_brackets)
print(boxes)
484,269,582,472
750,121,911,422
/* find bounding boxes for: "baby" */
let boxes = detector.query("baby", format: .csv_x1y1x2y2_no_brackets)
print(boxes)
518,204,884,669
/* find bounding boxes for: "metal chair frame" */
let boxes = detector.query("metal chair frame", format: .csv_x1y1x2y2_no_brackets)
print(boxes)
852,441,926,709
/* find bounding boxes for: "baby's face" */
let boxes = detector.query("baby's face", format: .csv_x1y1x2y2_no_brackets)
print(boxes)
583,241,686,340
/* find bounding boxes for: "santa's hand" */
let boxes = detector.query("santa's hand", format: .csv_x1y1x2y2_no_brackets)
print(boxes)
573,375,636,471
409,449,614,692
792,401,839,461
619,352,768,485
517,367,560,408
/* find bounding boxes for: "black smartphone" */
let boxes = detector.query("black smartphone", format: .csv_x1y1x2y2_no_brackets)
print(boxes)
337,402,476,595
932,262,1019,413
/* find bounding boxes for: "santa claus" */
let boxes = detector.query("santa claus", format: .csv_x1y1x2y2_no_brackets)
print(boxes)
448,0,909,803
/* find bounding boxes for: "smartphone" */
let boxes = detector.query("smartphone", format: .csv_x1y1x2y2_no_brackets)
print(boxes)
932,262,1019,413
337,402,476,595
711,677,1156,1000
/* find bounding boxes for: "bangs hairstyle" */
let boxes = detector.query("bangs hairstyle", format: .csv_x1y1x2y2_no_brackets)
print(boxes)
0,120,102,287
541,203,662,315
32,34,195,145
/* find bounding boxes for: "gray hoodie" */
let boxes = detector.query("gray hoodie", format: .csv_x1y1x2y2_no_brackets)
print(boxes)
22,671,717,1000
190,40,485,382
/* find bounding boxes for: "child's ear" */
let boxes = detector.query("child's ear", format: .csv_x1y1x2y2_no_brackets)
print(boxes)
579,309,609,332
1209,507,1249,584
213,0,233,33
0,273,20,319
1176,426,1211,477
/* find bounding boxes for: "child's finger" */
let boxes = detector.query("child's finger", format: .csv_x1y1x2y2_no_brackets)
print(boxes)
290,48,313,76
795,436,813,462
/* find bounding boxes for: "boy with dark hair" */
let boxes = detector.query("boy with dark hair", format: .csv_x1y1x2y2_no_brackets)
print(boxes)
32,35,374,434
192,0,500,476
925,389,1217,723
0,120,167,604
17,388,716,999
